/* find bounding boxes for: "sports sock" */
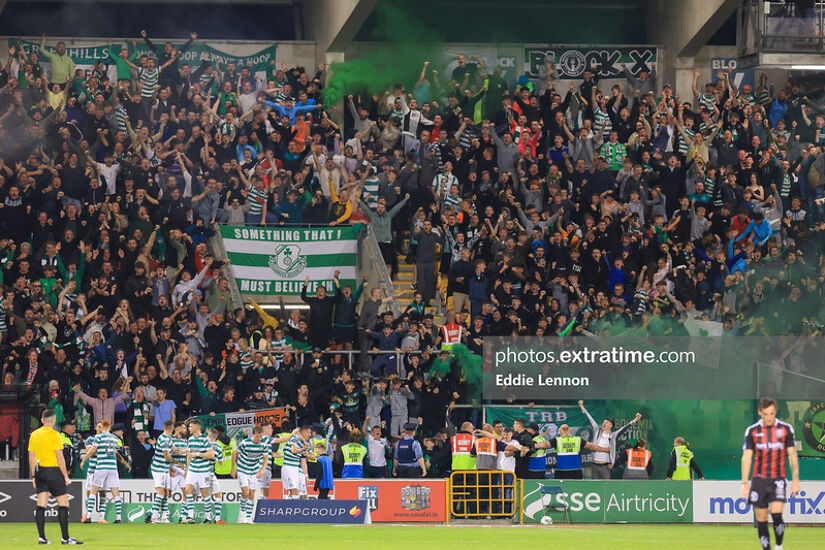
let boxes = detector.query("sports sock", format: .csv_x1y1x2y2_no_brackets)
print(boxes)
757,521,770,550
772,512,785,546
58,506,70,540
35,506,46,539
204,496,213,520
214,498,222,521
114,496,122,520
240,498,248,517
85,493,95,519
184,494,194,519
151,494,162,519
160,497,168,519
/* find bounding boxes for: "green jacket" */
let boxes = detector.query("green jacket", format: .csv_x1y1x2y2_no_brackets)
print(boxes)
40,37,76,84
358,197,407,243
107,43,137,81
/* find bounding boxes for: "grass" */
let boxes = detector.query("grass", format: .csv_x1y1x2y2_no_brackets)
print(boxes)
4,523,823,549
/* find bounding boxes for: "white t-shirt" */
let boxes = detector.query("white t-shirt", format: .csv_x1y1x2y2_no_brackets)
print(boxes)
497,440,519,473
592,431,611,464
97,162,121,195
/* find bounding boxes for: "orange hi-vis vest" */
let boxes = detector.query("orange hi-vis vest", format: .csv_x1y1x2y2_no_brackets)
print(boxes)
441,323,462,350
474,437,497,470
451,432,476,470
627,448,652,470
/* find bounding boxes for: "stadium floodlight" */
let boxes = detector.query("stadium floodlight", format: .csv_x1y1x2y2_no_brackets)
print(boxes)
791,65,825,70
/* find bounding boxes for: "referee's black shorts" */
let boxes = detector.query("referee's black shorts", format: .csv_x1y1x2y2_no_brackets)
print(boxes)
749,477,786,508
35,466,67,497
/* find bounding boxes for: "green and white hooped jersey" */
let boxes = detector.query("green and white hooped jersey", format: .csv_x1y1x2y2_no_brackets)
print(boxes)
236,438,270,475
212,441,223,471
85,435,97,474
261,434,276,465
187,435,213,473
94,432,120,471
150,433,173,475
171,436,188,462
282,435,305,468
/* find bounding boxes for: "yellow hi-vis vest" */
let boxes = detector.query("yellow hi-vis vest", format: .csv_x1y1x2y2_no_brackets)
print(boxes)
214,439,234,475
672,446,693,480
273,432,290,467
307,435,324,463
451,432,477,470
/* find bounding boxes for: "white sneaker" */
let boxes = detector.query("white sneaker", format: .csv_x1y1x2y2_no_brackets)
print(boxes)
159,518,171,524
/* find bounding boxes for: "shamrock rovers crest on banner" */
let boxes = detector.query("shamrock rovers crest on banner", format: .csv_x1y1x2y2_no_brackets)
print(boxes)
802,401,825,456
268,244,307,278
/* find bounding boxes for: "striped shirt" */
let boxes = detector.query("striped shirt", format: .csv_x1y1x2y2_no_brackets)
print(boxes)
115,104,128,134
236,438,270,475
239,349,254,370
0,303,6,332
85,435,98,474
704,175,722,208
138,67,159,99
698,93,716,112
593,106,611,136
212,440,223,471
780,172,792,199
743,419,795,479
187,435,213,473
433,173,458,200
678,127,696,155
171,436,188,462
270,336,291,361
261,434,275,466
362,177,380,210
282,434,306,468
150,433,173,475
443,193,461,212
94,432,120,471
247,186,267,216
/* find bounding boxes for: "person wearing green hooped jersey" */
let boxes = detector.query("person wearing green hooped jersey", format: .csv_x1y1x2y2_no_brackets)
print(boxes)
271,420,294,482
80,423,104,523
534,424,610,480
232,426,271,523
258,423,301,499
666,436,704,480
181,419,216,524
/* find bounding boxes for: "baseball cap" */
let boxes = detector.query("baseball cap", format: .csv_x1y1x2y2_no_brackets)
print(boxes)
255,385,265,392
403,422,417,432
265,378,275,386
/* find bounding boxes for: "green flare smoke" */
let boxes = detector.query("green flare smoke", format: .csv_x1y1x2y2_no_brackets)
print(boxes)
323,0,443,106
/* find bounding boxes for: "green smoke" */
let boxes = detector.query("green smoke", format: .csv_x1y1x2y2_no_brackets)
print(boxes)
323,0,443,106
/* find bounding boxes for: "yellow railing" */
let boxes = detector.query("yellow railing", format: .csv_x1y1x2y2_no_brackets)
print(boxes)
448,470,517,518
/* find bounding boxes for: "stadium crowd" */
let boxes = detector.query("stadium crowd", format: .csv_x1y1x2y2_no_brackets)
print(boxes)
0,33,824,481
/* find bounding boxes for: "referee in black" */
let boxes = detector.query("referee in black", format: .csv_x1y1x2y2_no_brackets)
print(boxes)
28,409,83,545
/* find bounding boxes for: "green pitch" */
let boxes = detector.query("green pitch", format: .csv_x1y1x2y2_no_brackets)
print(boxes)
4,523,822,549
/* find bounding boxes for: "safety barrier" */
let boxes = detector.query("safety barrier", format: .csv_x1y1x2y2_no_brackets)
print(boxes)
448,470,517,518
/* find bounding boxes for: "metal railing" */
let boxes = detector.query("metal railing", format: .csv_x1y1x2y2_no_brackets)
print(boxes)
739,0,825,56
293,348,422,376
449,470,517,518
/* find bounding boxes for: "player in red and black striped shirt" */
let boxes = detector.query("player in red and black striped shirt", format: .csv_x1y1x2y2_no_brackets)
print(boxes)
741,399,800,550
